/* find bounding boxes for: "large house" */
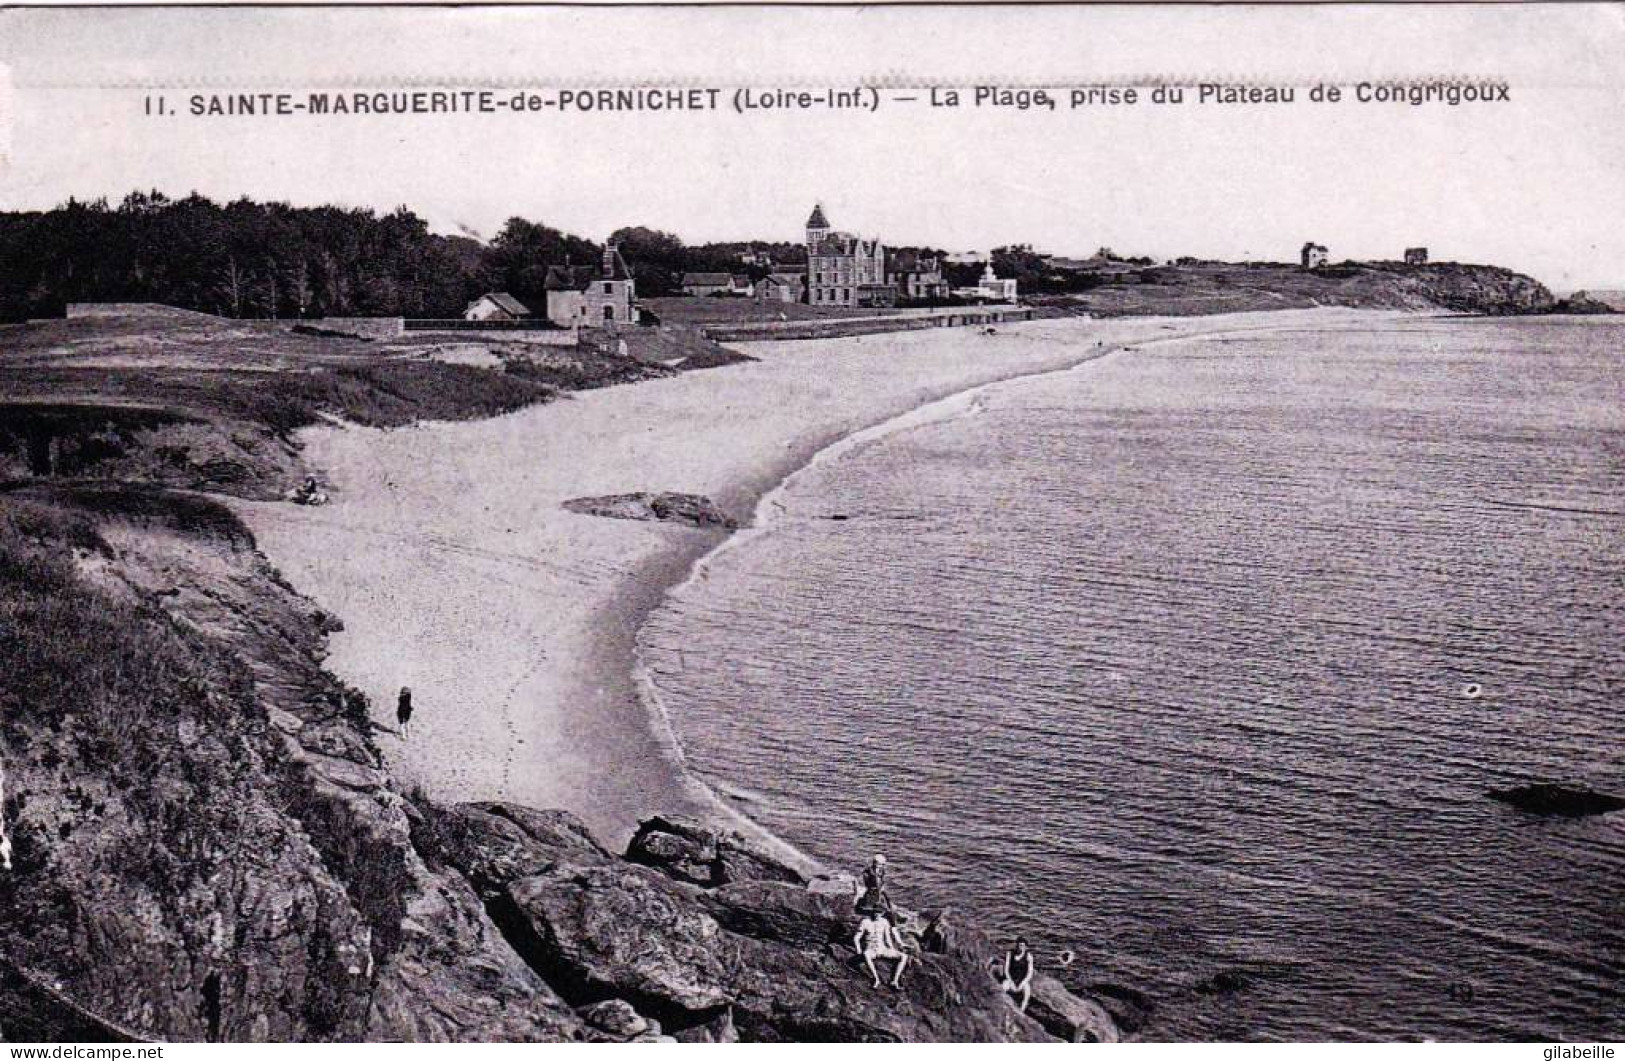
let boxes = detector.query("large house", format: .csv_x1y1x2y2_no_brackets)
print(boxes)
463,292,533,322
887,250,949,302
545,243,637,327
805,204,893,308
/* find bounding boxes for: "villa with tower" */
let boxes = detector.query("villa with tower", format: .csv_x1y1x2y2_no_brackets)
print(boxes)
804,204,895,308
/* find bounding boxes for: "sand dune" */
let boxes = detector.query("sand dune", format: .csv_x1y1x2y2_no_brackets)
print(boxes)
239,309,1402,851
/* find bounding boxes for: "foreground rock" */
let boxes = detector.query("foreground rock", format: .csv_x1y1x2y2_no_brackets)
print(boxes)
562,491,739,529
1027,975,1121,1043
416,805,1109,1042
1488,783,1625,818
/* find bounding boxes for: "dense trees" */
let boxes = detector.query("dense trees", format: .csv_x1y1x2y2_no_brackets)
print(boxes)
0,192,807,323
0,192,491,321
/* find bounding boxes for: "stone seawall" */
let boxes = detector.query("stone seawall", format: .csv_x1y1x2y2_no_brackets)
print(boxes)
703,306,1034,343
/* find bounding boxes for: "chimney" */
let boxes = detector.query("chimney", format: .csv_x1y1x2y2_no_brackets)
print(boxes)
603,241,617,276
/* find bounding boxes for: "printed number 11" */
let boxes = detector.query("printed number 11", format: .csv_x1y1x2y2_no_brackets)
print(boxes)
145,96,169,116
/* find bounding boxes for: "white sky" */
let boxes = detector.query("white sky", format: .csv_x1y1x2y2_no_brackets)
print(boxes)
1,5,1623,289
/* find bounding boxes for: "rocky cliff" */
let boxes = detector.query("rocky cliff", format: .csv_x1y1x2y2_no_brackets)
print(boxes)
0,482,1115,1043
1033,261,1558,318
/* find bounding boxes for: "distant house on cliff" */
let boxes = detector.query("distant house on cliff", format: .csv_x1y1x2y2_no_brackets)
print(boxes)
544,243,637,327
1405,247,1429,266
1301,242,1330,270
463,292,533,322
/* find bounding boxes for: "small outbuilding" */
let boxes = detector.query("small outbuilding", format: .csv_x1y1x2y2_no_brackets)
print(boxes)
682,272,740,297
1300,242,1330,270
1404,247,1429,266
463,292,533,322
756,272,806,304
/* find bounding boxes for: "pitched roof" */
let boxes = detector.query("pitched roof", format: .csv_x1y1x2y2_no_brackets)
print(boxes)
603,245,633,282
473,292,532,315
766,272,805,286
543,266,594,292
682,272,735,286
889,251,939,274
806,203,829,229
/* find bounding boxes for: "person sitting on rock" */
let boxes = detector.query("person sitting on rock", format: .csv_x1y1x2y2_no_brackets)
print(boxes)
854,911,910,990
1001,937,1035,1013
854,854,893,916
920,907,956,954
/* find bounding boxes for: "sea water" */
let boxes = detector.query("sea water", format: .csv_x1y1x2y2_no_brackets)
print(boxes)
637,316,1625,1041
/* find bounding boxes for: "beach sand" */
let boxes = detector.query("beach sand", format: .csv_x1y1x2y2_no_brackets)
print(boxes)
239,308,1398,855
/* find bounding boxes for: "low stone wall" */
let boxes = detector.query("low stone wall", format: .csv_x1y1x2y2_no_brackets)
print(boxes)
65,303,222,321
308,317,405,339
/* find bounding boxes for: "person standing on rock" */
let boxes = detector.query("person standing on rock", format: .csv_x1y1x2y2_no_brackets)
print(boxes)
396,686,413,738
855,854,893,917
1002,937,1035,1013
854,912,910,990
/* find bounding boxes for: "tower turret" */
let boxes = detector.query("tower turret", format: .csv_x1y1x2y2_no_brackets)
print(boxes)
806,203,830,248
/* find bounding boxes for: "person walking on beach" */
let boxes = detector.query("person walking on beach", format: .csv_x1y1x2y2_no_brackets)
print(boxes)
854,912,911,990
1001,937,1035,1013
855,854,894,917
396,686,414,739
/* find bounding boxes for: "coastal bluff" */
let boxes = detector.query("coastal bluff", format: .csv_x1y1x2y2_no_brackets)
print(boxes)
0,482,1114,1043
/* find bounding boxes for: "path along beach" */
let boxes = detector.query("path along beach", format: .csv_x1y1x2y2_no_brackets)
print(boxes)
240,308,1409,857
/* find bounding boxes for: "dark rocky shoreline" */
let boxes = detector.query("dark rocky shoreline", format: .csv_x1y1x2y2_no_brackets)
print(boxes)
0,480,1113,1042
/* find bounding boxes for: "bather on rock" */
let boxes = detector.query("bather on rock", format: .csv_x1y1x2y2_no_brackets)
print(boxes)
1002,938,1035,1013
854,911,911,990
855,853,894,916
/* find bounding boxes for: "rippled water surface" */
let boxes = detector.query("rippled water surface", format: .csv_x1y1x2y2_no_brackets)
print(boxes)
639,317,1625,1040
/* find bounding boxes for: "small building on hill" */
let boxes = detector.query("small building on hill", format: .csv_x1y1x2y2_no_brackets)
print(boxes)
544,243,637,327
1405,247,1429,266
682,273,741,297
1301,242,1330,269
464,292,533,322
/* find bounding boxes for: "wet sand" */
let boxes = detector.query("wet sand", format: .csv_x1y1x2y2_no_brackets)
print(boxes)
239,308,1402,850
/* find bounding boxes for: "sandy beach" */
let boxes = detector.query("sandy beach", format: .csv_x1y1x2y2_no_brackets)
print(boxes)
239,308,1400,854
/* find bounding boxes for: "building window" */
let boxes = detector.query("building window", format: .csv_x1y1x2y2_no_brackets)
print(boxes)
604,305,615,321
603,282,612,295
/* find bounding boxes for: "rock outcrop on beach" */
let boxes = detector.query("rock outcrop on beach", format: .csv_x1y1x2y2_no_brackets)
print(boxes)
1488,783,1625,818
0,483,1112,1043
1546,291,1619,315
562,491,740,530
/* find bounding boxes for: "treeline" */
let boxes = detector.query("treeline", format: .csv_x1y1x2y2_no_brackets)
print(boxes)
0,191,807,322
